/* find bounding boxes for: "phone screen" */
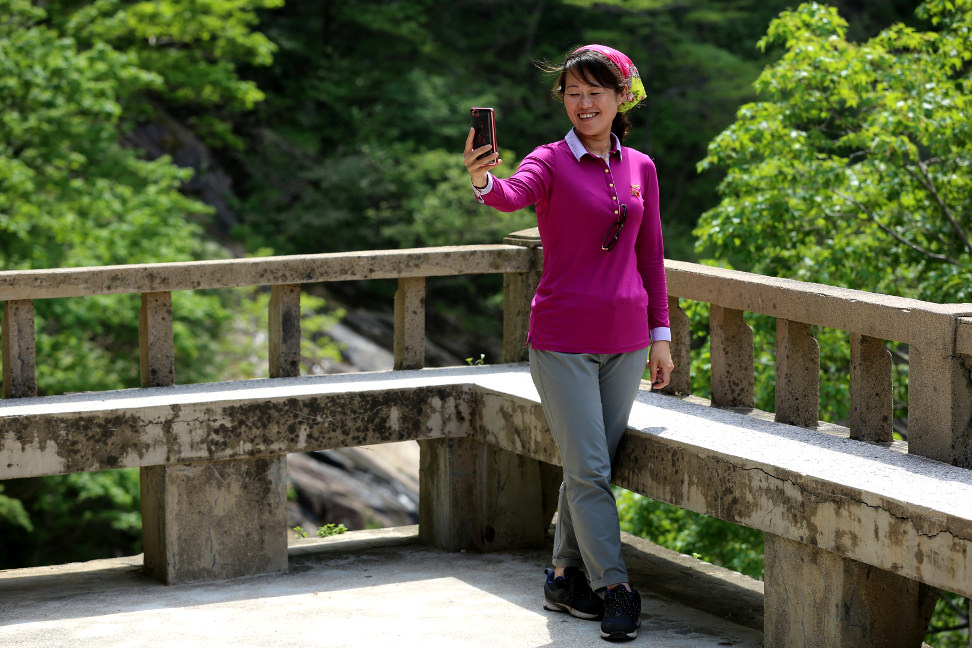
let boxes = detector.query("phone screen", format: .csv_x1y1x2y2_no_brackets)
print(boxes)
470,107,497,163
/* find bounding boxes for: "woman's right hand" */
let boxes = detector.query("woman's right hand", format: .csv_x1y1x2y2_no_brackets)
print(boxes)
464,127,500,189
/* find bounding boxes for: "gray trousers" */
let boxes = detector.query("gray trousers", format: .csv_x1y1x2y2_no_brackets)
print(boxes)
529,345,649,591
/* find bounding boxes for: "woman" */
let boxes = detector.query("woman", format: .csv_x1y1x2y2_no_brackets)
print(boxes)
463,44,673,642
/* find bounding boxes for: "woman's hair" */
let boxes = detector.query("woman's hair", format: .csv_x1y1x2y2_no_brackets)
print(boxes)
543,48,632,143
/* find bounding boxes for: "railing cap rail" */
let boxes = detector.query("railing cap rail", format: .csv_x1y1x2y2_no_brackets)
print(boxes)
665,259,972,348
0,244,535,300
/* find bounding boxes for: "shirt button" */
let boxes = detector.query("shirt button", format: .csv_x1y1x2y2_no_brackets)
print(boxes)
609,183,614,187
604,169,609,173
612,196,617,201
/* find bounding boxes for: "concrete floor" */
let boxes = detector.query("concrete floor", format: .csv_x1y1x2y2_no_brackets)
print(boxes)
0,527,764,648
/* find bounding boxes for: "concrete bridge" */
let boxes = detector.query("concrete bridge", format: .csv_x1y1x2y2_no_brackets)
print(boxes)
1,229,971,647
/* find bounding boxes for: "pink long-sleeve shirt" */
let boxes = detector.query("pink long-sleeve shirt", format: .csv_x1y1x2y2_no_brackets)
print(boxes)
476,129,670,354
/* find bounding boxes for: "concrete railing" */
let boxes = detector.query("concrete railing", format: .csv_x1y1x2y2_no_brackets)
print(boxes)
2,228,972,648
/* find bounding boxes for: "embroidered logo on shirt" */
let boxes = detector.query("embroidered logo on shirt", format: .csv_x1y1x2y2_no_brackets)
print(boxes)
630,184,642,198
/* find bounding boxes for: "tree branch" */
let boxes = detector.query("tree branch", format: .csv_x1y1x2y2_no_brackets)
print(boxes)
831,190,961,265
904,161,972,256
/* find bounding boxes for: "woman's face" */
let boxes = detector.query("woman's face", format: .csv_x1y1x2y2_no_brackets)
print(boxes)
562,69,620,141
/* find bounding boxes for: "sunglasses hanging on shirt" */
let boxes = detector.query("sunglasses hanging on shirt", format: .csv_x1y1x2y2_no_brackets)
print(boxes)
602,204,627,251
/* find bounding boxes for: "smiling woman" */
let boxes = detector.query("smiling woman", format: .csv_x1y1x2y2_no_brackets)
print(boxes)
461,44,672,643
553,45,646,156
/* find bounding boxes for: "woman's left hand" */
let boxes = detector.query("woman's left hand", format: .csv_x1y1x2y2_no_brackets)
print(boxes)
647,341,674,390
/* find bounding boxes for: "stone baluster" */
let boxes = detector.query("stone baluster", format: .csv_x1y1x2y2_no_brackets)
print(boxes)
269,284,301,378
709,304,754,409
394,277,426,371
1,300,37,398
908,310,972,468
774,319,819,427
661,296,691,395
501,229,542,364
848,332,893,443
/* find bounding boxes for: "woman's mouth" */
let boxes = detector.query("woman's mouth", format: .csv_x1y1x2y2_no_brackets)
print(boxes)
578,112,598,120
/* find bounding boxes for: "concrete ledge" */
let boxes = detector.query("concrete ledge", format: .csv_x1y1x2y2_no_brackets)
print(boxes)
615,390,972,599
3,363,972,598
0,365,527,477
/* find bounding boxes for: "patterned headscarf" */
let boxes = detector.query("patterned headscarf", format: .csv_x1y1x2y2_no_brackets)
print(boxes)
573,44,646,113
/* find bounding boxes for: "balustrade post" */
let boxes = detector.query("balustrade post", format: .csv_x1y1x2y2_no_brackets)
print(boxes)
269,284,301,378
501,228,542,364
1,300,37,398
139,292,174,388
763,534,937,648
709,305,754,409
661,296,691,395
394,277,426,370
418,229,556,552
775,319,819,427
140,291,287,584
908,311,972,468
418,435,557,552
848,332,893,443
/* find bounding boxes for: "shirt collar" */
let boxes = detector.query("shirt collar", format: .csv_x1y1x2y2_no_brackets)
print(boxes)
565,128,623,162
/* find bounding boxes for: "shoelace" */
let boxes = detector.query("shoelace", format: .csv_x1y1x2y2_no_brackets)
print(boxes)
557,570,590,604
605,587,637,616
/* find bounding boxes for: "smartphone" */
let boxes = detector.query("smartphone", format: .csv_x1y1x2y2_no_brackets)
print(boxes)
470,107,498,164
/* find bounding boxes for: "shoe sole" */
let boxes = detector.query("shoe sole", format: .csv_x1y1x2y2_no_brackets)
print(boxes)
599,628,638,641
543,598,602,620
599,620,640,641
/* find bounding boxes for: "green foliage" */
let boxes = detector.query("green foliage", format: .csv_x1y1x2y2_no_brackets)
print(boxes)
317,523,347,538
0,484,32,533
292,523,348,540
0,469,142,568
692,0,972,427
0,0,244,395
692,3,970,643
696,1,972,303
230,0,797,260
53,0,283,146
0,0,289,567
616,488,765,579
927,593,970,648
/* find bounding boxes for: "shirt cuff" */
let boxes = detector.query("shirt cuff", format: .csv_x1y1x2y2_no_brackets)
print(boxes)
650,327,672,344
472,173,494,203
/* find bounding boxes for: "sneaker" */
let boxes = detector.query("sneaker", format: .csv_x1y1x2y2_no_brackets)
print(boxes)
543,567,604,620
599,585,641,641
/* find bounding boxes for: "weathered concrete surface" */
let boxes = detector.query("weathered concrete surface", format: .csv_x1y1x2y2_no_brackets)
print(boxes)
763,533,937,648
0,369,488,477
140,457,288,584
0,527,764,648
663,258,972,347
617,388,972,600
0,245,535,300
3,364,972,599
